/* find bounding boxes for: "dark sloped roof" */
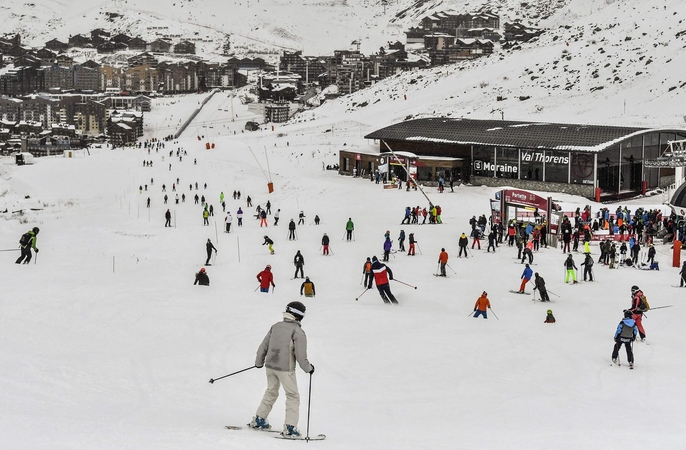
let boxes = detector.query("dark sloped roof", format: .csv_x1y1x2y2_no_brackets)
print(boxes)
364,118,654,152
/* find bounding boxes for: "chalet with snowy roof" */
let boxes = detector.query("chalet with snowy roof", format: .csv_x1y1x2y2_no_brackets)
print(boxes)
363,118,686,200
68,34,92,48
36,48,57,62
55,54,74,68
26,134,72,157
44,38,68,52
127,37,148,51
420,11,499,35
465,28,502,42
149,39,172,53
111,33,132,45
404,27,426,46
90,29,111,46
504,22,543,42
174,41,196,54
108,110,143,145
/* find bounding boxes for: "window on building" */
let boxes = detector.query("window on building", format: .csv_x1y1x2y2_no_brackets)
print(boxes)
343,157,349,172
473,146,494,177
572,151,598,187
518,148,543,181
543,151,570,183
495,147,519,179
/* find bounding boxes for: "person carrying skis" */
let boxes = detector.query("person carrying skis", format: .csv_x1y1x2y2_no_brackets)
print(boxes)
518,263,533,293
370,256,398,304
458,233,468,257
363,257,373,288
15,227,39,264
293,250,305,279
205,239,217,265
398,230,406,252
345,218,354,241
288,219,297,240
225,212,233,233
612,310,638,368
473,291,491,319
438,248,449,277
256,265,275,293
251,301,314,437
194,267,210,286
321,233,330,255
544,309,556,323
580,253,594,281
165,209,172,227
300,277,315,297
564,254,578,284
629,285,648,341
383,235,392,261
533,272,550,302
408,233,417,256
263,236,275,255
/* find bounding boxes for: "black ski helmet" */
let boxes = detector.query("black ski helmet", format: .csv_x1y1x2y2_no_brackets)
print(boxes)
286,301,306,321
624,309,633,318
631,285,639,295
32,227,39,234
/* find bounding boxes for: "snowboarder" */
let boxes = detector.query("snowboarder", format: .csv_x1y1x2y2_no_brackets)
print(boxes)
165,209,172,227
205,239,217,265
370,256,398,304
194,267,210,286
225,212,233,233
564,254,578,284
293,250,304,279
473,291,491,319
398,230,406,252
629,285,648,341
581,253,594,281
438,248,449,277
544,309,556,323
345,218,354,241
612,310,638,368
321,233,330,255
263,236,275,255
458,233,468,257
288,219,296,240
408,233,417,256
15,227,39,264
518,264,533,293
251,301,314,437
256,265,275,293
298,211,305,225
300,277,315,297
533,273,550,302
274,209,280,226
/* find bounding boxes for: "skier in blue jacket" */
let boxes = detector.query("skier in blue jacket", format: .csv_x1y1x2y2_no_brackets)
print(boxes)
612,310,639,368
517,264,533,293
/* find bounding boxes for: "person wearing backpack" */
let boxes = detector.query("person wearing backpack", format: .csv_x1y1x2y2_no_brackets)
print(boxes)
629,285,648,341
16,227,40,264
612,310,639,368
580,253,594,282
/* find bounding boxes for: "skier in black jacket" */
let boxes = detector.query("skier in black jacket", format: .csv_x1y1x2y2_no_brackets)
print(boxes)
288,219,297,240
532,273,549,302
205,239,217,265
194,267,210,286
293,250,305,279
458,233,468,257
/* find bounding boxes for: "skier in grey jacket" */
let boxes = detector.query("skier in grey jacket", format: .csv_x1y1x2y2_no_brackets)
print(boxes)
251,301,314,438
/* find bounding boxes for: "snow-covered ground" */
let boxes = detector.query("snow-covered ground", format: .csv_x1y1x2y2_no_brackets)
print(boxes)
1,86,684,450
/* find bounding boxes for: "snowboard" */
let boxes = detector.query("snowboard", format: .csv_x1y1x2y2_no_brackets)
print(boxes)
509,290,531,295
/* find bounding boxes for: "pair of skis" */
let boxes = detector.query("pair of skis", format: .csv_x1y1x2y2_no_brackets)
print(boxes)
225,425,326,441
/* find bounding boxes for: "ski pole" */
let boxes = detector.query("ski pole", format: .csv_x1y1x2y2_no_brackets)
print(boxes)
355,287,369,301
360,273,365,285
446,263,457,274
305,371,313,442
254,285,260,292
34,252,38,264
0,248,20,252
209,365,257,384
416,244,422,255
435,263,440,276
392,279,417,289
467,310,475,317
547,289,560,297
648,305,673,310
489,307,499,320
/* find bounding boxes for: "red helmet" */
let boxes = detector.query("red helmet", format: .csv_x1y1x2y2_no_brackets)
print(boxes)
200,268,206,273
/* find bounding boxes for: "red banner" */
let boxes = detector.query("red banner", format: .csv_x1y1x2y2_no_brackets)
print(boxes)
503,189,548,211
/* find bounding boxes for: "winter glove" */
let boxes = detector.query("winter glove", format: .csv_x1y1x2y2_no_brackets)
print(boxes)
473,308,477,312
309,364,315,375
35,248,39,253
271,283,276,287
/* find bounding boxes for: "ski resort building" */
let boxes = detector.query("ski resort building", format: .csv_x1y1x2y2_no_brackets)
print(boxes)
362,118,686,200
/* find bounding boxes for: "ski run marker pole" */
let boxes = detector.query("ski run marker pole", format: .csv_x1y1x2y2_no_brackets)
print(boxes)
209,365,257,384
392,279,417,289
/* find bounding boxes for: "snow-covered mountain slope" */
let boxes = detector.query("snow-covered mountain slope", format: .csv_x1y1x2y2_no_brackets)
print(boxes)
0,82,684,450
295,0,686,131
3,0,566,56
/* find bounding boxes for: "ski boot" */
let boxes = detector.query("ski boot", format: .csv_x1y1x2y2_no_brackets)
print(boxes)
250,416,271,430
282,425,301,437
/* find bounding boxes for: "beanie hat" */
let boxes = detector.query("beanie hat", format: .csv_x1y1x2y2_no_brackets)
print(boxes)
547,310,552,315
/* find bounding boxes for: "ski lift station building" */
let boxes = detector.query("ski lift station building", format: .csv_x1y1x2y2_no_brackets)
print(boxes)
354,118,686,200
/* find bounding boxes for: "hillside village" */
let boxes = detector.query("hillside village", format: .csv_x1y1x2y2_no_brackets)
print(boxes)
0,7,540,156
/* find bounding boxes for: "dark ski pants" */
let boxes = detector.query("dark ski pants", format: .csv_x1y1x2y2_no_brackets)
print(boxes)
225,223,231,233
563,241,570,253
15,246,32,264
383,250,390,261
539,289,550,302
294,265,304,279
288,230,295,240
488,243,495,252
377,284,398,304
440,262,447,276
364,273,373,288
399,240,405,251
473,310,487,319
274,218,279,226
459,247,468,257
681,275,686,287
205,250,213,265
583,267,593,281
346,230,353,240
533,241,539,251
612,339,634,363
165,219,171,227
